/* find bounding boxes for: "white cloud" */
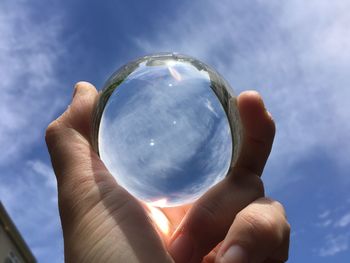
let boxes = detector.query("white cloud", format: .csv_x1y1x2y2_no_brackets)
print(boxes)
0,1,66,166
319,210,331,219
27,160,57,191
316,210,333,228
135,0,350,189
318,233,349,257
335,213,350,228
314,207,350,256
317,219,333,228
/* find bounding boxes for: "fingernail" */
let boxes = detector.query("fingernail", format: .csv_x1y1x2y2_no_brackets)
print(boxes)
220,245,248,263
72,85,79,98
169,233,193,263
73,82,89,98
266,110,273,119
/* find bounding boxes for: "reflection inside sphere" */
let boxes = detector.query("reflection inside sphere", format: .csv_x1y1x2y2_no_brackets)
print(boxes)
93,53,239,207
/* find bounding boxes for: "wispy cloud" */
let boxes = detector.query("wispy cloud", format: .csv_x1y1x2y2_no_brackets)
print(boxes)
319,210,331,219
0,1,66,166
335,213,350,228
318,233,349,257
27,160,57,195
0,1,66,261
314,207,350,257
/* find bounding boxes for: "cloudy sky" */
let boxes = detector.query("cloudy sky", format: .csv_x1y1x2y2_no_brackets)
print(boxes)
0,0,349,262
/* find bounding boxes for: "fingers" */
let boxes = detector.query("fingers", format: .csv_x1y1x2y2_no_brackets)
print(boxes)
234,91,275,177
168,175,264,263
216,198,290,263
46,82,102,185
169,91,275,262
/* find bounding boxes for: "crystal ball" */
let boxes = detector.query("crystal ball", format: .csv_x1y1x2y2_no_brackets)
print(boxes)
92,53,241,207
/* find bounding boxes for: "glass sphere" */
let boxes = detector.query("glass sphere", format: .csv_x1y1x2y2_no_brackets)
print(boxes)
92,53,241,207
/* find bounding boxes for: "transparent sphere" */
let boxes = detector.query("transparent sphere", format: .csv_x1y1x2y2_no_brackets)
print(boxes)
92,53,241,207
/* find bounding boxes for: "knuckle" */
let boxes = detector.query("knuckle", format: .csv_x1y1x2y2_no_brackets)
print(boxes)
241,174,265,198
284,220,291,237
256,197,288,219
230,173,265,198
45,109,74,148
191,202,218,230
185,201,224,243
237,209,284,244
252,176,265,196
45,116,72,153
45,119,61,144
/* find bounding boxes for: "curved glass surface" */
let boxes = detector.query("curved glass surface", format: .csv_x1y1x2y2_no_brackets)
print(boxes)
92,53,241,207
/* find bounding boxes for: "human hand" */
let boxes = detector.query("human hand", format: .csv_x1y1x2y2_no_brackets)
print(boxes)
46,82,290,262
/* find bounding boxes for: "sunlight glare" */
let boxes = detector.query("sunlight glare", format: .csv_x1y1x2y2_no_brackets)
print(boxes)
145,199,170,236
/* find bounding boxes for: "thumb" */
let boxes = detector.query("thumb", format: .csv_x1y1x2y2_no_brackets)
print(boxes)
45,81,122,221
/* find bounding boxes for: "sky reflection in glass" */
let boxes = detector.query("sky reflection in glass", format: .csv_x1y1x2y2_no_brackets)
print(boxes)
95,54,236,206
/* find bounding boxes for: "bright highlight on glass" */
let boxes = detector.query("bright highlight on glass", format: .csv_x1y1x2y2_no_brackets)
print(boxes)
92,53,241,207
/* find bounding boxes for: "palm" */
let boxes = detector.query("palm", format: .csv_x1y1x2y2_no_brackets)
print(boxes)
88,151,218,261
90,151,190,235
88,150,188,241
91,159,219,262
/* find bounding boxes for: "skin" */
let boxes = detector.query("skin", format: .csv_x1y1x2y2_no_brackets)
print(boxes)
46,82,290,263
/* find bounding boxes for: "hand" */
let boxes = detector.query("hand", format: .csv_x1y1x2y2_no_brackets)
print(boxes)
46,82,290,262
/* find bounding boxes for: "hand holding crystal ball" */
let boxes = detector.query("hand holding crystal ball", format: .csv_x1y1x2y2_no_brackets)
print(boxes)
92,53,241,207
45,55,288,262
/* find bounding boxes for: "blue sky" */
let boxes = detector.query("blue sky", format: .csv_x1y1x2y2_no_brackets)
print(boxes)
0,0,349,262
